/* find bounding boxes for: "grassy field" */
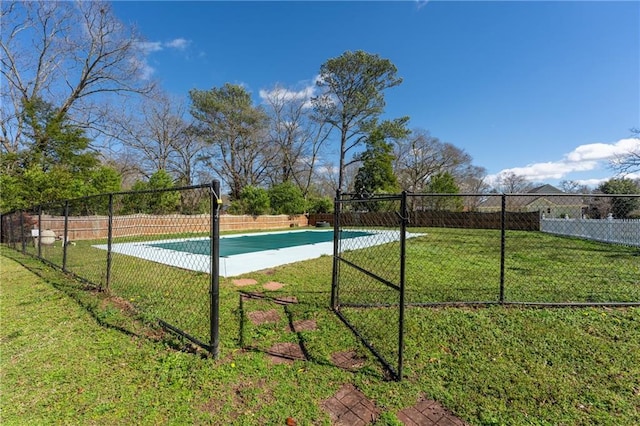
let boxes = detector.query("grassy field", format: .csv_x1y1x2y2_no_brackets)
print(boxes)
2,228,639,425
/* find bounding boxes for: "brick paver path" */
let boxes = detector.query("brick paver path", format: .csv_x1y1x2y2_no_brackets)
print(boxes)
243,285,469,425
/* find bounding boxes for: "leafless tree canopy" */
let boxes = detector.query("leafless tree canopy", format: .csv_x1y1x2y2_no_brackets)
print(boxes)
105,91,204,185
1,0,153,155
393,129,476,193
261,84,331,196
610,129,640,175
494,171,535,193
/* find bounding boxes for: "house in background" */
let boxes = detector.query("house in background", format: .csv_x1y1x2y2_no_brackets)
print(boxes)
478,184,587,218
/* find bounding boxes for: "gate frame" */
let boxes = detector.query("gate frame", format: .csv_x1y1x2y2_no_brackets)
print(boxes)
331,190,407,381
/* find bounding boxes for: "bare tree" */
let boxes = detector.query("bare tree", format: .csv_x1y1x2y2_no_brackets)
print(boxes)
559,180,589,194
171,124,207,186
107,91,199,183
610,129,640,175
261,84,330,197
1,0,153,156
393,129,473,193
102,150,146,189
494,171,534,193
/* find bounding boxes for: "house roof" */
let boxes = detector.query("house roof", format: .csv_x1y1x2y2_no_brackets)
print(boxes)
478,185,585,208
528,184,564,194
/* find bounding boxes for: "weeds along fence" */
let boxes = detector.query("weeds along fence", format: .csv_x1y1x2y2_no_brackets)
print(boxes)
1,182,223,357
331,191,640,380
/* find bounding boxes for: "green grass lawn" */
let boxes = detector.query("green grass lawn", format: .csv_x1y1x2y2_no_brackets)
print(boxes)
2,227,639,425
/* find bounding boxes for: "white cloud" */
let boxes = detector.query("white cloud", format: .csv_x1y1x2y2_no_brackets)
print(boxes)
488,138,640,184
566,138,639,162
259,85,315,103
129,57,155,80
132,37,192,80
259,80,318,108
165,38,190,50
135,41,163,54
135,38,192,54
495,160,599,181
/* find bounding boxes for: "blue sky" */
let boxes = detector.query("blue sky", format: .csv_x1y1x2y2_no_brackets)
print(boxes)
112,0,640,188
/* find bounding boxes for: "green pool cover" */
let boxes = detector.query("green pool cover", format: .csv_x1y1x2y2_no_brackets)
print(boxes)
148,230,372,257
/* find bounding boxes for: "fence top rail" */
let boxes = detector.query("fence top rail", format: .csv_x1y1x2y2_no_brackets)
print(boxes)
542,217,640,222
411,193,640,198
0,182,217,216
338,192,640,200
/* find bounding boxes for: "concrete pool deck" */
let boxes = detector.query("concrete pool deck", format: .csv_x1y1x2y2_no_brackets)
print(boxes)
94,229,422,277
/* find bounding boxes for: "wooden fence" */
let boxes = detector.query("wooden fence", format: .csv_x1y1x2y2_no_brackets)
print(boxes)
36,213,309,241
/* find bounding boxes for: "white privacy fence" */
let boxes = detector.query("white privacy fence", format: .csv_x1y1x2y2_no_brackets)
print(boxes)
541,217,640,247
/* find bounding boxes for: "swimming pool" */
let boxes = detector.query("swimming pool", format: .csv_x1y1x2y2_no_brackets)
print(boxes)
95,228,416,277
148,230,372,257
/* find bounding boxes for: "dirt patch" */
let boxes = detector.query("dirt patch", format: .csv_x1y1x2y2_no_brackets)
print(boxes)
397,397,469,425
233,278,258,287
266,342,306,364
263,281,284,291
331,350,365,371
247,309,281,325
201,378,273,419
105,296,137,315
322,383,380,425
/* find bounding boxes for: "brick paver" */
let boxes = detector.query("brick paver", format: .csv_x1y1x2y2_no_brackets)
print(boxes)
322,384,379,425
397,398,468,426
233,278,258,287
266,342,306,364
246,309,281,325
331,350,365,371
289,319,317,332
263,281,284,291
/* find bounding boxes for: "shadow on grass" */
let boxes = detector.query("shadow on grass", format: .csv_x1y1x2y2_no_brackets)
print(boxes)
1,248,204,356
236,290,387,380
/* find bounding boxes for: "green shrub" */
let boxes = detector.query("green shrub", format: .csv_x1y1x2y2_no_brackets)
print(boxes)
268,182,306,215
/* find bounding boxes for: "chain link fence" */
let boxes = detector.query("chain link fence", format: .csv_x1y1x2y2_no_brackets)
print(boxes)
332,191,640,380
1,182,222,356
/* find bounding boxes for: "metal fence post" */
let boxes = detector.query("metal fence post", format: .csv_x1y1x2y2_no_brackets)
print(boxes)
499,194,506,303
397,191,408,381
19,210,26,253
37,205,42,259
209,180,221,358
105,194,113,292
62,201,69,272
331,189,341,310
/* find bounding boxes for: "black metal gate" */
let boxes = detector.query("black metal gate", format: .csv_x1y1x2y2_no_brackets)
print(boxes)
331,191,408,381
